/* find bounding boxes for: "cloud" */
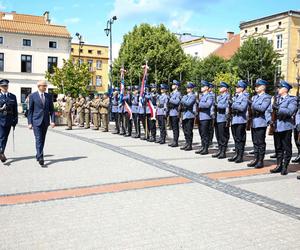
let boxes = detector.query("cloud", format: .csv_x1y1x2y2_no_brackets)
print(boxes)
109,0,220,33
64,17,80,24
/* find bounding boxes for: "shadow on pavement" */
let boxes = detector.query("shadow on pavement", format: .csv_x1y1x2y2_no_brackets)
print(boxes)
3,155,54,166
45,156,87,167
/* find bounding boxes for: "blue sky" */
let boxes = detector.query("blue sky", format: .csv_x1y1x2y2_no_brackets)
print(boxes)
0,0,299,57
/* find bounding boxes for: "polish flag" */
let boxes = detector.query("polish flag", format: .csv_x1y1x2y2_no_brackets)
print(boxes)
147,100,156,120
124,101,133,120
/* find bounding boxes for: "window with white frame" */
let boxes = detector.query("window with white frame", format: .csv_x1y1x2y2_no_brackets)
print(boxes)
276,34,283,49
49,41,57,48
96,60,102,70
0,53,4,71
87,60,93,71
96,75,102,86
0,37,3,44
23,39,31,46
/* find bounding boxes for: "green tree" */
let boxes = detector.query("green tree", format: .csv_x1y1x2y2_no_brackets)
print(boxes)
45,59,91,97
231,37,280,84
112,23,187,87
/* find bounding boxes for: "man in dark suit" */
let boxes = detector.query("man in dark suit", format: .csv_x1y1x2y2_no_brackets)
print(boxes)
28,80,55,167
0,79,18,163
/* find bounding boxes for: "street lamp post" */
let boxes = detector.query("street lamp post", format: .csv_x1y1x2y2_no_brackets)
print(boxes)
75,32,84,64
104,16,117,92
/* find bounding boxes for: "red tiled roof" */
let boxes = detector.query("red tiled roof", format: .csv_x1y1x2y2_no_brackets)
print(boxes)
213,34,240,59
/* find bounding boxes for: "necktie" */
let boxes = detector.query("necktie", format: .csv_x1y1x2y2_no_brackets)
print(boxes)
41,93,45,105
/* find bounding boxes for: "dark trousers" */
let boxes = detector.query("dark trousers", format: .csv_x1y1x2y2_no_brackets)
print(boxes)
133,113,139,135
118,113,125,133
124,112,132,135
112,112,119,132
293,128,300,152
251,127,267,159
139,114,150,138
0,125,11,153
216,122,229,148
170,116,179,143
182,118,194,145
231,123,246,152
157,115,166,141
209,120,215,144
149,118,156,138
33,124,48,160
199,120,211,148
274,130,293,163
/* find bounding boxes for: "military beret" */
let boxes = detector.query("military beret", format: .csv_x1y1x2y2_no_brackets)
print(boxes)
255,79,268,86
150,83,157,89
219,82,229,88
186,82,195,89
0,79,9,86
279,80,292,91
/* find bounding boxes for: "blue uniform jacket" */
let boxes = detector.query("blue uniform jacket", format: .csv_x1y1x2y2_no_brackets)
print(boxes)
157,93,169,116
198,93,214,121
216,93,229,123
0,92,18,127
131,94,139,114
181,93,196,120
251,93,272,128
169,90,181,117
111,95,119,113
275,95,297,132
138,92,151,114
232,93,248,125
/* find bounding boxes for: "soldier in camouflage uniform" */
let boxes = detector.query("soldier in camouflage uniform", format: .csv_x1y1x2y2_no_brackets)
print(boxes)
100,92,110,132
84,96,91,129
90,93,101,130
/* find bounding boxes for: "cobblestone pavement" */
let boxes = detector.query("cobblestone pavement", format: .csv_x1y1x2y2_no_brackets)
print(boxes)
0,117,299,249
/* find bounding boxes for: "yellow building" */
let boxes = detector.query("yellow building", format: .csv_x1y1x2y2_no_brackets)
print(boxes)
71,43,109,93
240,10,300,92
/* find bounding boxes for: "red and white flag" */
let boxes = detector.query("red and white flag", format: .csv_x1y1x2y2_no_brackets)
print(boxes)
124,101,133,120
147,100,156,120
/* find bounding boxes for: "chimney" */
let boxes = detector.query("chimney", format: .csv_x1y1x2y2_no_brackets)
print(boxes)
43,11,50,24
227,31,234,41
11,11,16,14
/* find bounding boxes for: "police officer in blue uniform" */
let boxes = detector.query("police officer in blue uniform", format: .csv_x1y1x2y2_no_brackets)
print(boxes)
168,80,181,147
0,79,18,163
156,84,169,144
118,89,126,136
247,79,272,169
139,85,151,140
208,83,216,146
228,80,249,163
270,80,298,175
111,87,120,134
148,84,158,142
131,85,140,138
212,82,230,159
196,80,214,155
180,82,196,151
123,86,133,137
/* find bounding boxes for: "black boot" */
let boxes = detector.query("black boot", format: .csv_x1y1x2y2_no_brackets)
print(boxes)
247,154,258,167
228,149,238,162
254,154,264,169
195,146,204,154
200,145,209,155
212,149,221,158
281,161,289,175
184,142,193,151
159,137,166,144
170,141,178,147
180,143,188,150
292,148,300,163
235,150,244,163
270,158,283,173
218,147,227,159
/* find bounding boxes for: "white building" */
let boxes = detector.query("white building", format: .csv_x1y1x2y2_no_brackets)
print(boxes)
176,33,226,59
0,11,71,105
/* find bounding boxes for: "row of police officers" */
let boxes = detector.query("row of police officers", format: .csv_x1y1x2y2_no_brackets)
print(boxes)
110,78,300,180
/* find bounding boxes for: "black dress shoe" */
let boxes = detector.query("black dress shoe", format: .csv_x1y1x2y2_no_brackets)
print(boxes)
65,127,72,130
270,165,282,174
297,176,300,180
112,131,120,134
180,144,188,150
228,154,238,162
170,143,178,148
184,145,193,151
39,159,45,167
247,159,258,167
200,149,209,155
212,150,221,158
270,153,277,159
0,153,7,163
254,161,264,169
124,134,131,137
292,154,300,163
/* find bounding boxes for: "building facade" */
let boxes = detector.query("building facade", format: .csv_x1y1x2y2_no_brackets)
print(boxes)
0,11,71,104
71,43,109,93
240,10,300,90
176,33,226,59
213,32,240,60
